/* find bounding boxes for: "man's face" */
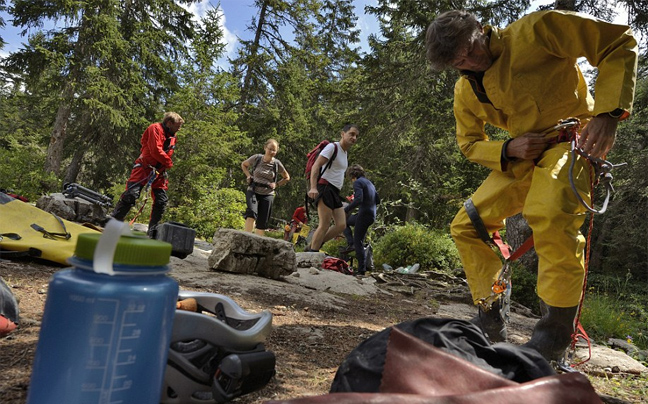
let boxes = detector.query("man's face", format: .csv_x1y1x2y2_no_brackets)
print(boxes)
341,128,359,147
168,121,183,134
450,31,493,72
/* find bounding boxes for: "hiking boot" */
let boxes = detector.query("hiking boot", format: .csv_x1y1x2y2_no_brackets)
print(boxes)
147,226,158,239
522,301,578,362
339,244,355,254
470,300,507,343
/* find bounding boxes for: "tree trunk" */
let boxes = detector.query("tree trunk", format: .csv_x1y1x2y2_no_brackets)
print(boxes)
505,213,538,271
241,0,268,106
64,145,86,186
405,206,418,223
45,7,89,179
45,92,72,177
587,214,612,274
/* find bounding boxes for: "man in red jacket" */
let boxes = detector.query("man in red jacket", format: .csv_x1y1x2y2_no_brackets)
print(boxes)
111,112,184,238
284,205,308,242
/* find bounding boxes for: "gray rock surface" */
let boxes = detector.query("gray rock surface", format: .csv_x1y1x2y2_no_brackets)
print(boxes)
208,228,296,279
36,193,108,224
295,251,326,268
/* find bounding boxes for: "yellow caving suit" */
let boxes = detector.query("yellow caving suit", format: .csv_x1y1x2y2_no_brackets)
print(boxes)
450,10,637,308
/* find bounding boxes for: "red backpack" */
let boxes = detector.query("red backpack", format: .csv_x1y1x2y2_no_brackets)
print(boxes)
322,257,353,275
305,140,338,183
304,141,339,217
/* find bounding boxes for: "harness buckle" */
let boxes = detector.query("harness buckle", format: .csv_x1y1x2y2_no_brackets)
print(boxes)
543,117,581,143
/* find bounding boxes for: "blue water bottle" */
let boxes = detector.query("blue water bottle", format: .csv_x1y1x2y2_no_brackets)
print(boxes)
27,219,179,404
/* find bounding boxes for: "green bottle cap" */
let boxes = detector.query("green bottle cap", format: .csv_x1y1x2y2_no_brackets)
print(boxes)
75,233,172,267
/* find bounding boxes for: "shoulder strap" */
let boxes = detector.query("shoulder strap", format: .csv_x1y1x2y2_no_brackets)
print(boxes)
319,142,339,179
464,198,535,262
463,198,510,260
463,72,492,105
272,160,279,183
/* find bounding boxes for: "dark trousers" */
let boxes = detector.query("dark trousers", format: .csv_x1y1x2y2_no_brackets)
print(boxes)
111,182,168,236
244,190,275,230
343,212,375,273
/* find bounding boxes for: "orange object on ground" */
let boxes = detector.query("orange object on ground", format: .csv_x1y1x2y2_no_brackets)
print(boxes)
176,298,198,312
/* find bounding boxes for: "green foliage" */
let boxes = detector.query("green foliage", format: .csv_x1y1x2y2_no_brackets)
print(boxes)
372,223,460,272
0,144,58,200
322,237,347,257
264,230,285,240
581,294,648,350
0,83,58,198
510,263,539,314
582,271,648,350
167,186,246,241
3,0,200,188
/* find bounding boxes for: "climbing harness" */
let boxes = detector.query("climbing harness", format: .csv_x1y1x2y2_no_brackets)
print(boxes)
467,117,626,368
465,197,534,324
129,166,159,226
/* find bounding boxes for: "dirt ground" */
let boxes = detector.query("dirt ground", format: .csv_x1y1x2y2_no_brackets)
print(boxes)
1,241,647,403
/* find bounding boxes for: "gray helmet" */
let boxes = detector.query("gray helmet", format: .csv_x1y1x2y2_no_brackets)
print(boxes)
160,291,275,403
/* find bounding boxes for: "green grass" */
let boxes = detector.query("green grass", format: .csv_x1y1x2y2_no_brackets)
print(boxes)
583,271,648,351
580,293,648,351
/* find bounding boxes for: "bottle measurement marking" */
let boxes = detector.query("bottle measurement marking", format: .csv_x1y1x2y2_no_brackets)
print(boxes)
98,299,147,402
79,296,149,403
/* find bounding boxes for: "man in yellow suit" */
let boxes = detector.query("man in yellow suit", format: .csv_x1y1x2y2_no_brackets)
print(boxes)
425,10,637,361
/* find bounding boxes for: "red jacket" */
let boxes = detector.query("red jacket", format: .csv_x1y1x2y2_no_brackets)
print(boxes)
292,206,307,225
126,122,177,190
137,122,176,170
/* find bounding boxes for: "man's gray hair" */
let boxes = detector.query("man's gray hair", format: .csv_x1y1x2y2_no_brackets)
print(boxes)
425,10,482,71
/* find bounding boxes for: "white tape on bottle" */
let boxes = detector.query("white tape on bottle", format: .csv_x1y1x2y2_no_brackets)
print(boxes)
93,219,133,276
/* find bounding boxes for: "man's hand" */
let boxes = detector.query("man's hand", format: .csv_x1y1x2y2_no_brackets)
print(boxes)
578,115,618,158
505,133,550,160
307,187,319,199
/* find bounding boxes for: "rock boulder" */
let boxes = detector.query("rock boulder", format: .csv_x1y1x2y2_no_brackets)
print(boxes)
208,229,296,279
36,193,108,225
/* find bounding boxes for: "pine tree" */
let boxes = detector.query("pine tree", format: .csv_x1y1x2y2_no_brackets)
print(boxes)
230,0,362,219
3,0,198,189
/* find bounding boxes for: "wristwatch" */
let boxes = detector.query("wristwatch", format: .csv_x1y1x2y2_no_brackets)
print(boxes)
606,108,625,119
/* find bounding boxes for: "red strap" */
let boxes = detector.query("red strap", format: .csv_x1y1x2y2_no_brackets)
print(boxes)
568,322,592,367
508,235,534,262
491,231,511,260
